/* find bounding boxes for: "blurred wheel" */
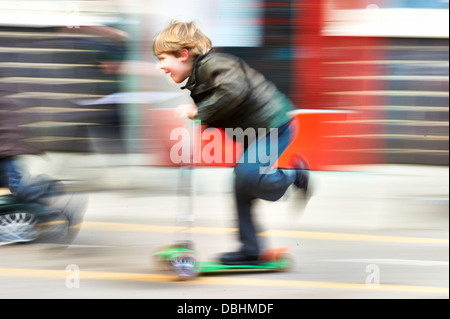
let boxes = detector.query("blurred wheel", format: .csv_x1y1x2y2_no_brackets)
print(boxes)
0,212,39,244
277,253,294,271
168,253,199,279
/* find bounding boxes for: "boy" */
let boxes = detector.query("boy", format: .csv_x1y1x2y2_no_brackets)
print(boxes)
153,21,308,265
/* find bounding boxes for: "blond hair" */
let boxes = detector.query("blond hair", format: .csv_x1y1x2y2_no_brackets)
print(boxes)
153,20,212,58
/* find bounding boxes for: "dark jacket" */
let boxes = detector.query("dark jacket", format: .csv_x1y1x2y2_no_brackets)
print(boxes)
183,50,293,135
0,90,40,158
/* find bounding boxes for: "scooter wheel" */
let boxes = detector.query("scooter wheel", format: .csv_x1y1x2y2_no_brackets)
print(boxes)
277,253,295,271
260,248,290,262
168,253,199,279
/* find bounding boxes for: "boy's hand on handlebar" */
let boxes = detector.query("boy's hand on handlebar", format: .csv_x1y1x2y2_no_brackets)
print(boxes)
176,104,198,120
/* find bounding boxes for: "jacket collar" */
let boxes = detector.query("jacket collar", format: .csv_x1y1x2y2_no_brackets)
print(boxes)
181,49,214,91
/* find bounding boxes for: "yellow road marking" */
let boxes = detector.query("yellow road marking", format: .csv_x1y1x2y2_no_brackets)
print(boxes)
0,267,447,295
0,189,11,196
82,222,237,235
37,220,68,227
81,222,449,244
260,230,449,244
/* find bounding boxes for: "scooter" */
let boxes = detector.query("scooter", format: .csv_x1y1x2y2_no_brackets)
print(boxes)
154,242,293,279
151,119,294,280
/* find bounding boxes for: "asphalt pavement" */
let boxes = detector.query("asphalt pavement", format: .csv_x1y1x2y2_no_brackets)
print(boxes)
0,153,448,299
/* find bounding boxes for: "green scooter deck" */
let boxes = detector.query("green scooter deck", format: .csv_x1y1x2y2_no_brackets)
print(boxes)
153,246,293,279
198,259,291,273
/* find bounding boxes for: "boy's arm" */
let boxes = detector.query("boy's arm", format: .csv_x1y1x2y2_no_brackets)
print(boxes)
194,57,249,125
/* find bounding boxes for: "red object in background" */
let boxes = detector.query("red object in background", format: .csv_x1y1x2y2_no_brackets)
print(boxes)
291,0,385,169
144,109,242,168
144,108,378,171
276,110,379,170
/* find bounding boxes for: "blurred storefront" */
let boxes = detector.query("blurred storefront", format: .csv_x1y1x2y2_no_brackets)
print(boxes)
1,0,448,168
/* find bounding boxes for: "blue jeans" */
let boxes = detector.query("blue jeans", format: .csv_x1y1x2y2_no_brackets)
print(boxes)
0,157,56,204
233,121,296,256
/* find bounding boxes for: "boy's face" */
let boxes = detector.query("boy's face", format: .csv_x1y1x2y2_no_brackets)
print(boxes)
158,50,193,84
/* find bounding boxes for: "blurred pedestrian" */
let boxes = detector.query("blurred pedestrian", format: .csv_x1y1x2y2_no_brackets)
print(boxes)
153,21,309,265
62,25,129,155
0,89,87,245
91,39,128,155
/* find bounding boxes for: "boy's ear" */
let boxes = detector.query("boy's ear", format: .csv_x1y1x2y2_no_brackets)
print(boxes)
179,48,190,62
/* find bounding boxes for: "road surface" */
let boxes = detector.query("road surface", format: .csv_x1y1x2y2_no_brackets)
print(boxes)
0,159,448,299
